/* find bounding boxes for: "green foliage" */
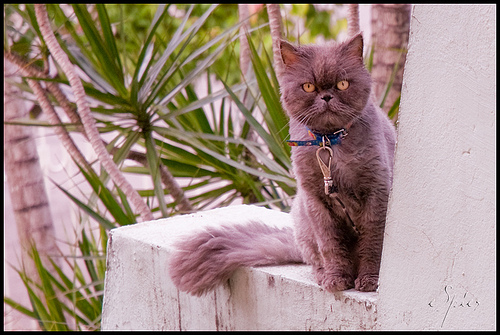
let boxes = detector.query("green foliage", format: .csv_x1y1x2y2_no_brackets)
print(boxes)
4,229,106,331
285,4,347,43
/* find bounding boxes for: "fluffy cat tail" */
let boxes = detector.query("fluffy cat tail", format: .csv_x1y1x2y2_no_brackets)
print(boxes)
168,221,303,296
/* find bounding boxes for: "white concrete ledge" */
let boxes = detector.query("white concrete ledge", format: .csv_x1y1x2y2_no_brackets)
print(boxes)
101,205,378,330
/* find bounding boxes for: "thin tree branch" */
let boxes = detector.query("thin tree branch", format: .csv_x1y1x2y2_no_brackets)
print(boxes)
108,144,189,211
4,51,86,136
159,164,192,213
5,51,85,135
35,4,154,222
27,74,90,172
5,51,91,172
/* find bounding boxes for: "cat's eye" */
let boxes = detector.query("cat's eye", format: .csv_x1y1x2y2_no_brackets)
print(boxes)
337,80,349,91
302,83,316,93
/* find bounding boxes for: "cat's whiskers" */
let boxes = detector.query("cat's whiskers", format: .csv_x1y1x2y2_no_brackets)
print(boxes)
294,108,315,127
294,104,364,132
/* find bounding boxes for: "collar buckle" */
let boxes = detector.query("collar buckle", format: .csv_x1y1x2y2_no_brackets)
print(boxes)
320,128,347,148
334,128,348,139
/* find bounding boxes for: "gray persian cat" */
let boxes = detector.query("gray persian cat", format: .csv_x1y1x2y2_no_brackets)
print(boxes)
169,33,396,296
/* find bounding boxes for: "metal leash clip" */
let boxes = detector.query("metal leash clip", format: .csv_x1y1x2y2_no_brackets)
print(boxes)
316,144,334,195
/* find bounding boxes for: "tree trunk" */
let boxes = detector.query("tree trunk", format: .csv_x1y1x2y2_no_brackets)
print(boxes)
238,4,251,79
370,4,412,119
267,4,284,77
35,4,154,222
4,60,59,278
347,4,360,37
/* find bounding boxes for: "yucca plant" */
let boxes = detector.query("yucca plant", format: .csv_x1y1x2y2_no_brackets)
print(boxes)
6,4,295,215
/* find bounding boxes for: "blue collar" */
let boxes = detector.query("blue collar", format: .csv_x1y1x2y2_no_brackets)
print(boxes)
287,127,348,147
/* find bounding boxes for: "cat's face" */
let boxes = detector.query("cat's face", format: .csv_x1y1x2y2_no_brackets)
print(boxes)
279,34,372,133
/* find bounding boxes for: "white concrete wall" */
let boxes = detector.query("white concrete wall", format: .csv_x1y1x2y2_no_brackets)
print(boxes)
377,4,496,330
101,4,496,331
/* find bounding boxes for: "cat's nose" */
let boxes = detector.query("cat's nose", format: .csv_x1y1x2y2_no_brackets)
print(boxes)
321,95,332,102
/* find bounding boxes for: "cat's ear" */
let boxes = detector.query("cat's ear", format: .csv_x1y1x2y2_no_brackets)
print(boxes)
279,40,300,66
343,33,364,61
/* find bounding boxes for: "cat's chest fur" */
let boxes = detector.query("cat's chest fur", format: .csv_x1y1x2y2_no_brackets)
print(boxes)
292,139,363,200
289,115,386,214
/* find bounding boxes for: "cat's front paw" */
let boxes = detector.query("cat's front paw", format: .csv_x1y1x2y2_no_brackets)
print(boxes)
355,274,379,292
320,272,355,292
312,266,325,286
